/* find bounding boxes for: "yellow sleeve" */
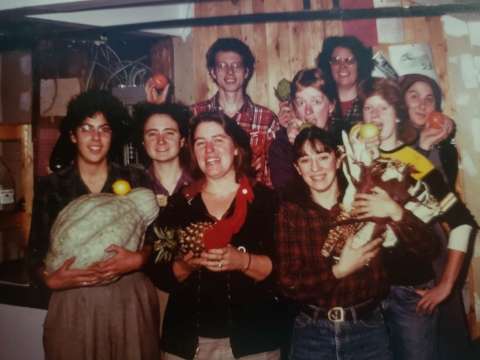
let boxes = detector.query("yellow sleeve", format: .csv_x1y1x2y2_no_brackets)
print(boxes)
380,146,435,180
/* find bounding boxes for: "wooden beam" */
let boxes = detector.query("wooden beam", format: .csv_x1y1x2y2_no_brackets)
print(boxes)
43,3,480,40
303,0,312,11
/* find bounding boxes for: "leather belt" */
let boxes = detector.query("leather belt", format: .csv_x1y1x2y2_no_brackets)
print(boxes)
299,299,378,323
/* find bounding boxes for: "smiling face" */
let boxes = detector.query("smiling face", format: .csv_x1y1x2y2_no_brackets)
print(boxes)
294,87,335,129
70,112,112,167
404,81,436,128
295,140,339,196
210,51,248,93
363,95,399,148
142,114,184,164
193,121,238,180
330,47,358,90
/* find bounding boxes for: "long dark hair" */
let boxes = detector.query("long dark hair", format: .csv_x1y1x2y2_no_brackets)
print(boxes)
282,126,346,205
316,36,373,86
188,110,254,181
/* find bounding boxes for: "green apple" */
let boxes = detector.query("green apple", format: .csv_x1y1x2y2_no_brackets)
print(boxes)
359,124,379,139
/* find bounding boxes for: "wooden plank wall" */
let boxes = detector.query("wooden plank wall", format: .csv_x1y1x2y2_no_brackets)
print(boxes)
191,0,453,120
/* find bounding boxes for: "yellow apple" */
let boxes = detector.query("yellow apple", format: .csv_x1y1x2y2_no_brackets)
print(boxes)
112,180,131,195
359,124,379,139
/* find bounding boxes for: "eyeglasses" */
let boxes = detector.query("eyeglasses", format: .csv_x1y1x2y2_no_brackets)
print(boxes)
329,57,357,66
215,62,244,73
77,124,112,135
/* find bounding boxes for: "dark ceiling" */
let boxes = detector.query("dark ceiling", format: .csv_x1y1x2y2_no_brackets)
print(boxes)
0,0,479,49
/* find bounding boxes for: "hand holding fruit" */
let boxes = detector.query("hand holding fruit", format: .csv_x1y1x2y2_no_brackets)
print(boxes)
145,75,171,104
88,244,145,281
419,112,453,150
287,118,306,145
42,258,103,290
349,123,381,150
278,101,295,128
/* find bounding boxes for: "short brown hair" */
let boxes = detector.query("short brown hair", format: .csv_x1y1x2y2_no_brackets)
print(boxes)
290,68,338,105
188,110,254,181
357,77,416,144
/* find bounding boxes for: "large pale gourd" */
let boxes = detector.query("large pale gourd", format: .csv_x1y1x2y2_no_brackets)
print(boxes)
45,187,159,284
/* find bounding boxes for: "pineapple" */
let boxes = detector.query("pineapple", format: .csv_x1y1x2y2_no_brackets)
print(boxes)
153,222,212,263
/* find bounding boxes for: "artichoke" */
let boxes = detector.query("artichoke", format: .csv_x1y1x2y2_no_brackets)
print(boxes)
274,78,292,102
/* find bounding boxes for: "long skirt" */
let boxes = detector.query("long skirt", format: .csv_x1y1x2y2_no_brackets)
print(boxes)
43,272,160,360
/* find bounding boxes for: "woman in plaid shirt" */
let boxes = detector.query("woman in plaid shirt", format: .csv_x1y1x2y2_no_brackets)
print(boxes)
275,126,437,360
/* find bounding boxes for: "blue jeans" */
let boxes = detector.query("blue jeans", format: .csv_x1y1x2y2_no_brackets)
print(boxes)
381,283,439,360
290,306,393,360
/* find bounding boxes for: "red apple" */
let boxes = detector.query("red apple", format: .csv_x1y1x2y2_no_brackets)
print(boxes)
152,73,168,89
427,111,444,129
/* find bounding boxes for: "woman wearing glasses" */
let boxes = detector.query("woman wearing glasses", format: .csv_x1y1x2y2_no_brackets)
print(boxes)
316,36,374,132
27,90,160,360
269,68,339,190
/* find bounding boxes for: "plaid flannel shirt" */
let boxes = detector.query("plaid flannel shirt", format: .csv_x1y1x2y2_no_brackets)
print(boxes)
275,198,388,309
275,181,438,309
190,93,279,187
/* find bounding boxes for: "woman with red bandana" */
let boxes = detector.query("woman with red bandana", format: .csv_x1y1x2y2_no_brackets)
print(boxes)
148,110,285,360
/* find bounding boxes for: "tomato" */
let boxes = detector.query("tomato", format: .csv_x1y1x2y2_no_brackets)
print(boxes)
359,124,379,139
427,111,444,129
152,73,168,89
112,180,131,195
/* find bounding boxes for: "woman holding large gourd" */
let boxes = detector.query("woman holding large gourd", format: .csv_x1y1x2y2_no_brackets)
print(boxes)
27,90,160,360
148,110,285,360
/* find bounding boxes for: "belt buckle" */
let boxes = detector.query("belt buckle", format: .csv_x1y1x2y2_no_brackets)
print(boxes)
327,307,344,323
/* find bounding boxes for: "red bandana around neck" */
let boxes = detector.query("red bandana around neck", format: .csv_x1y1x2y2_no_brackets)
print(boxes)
182,175,254,250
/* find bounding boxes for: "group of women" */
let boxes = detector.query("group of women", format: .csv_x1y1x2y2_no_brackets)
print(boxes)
27,35,477,360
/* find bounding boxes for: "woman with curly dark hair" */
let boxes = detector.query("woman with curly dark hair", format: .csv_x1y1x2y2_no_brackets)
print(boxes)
316,36,374,132
28,89,160,360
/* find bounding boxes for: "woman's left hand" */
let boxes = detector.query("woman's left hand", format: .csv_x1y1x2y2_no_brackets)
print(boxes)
88,245,144,281
414,282,453,315
200,244,249,272
419,116,453,150
351,186,403,221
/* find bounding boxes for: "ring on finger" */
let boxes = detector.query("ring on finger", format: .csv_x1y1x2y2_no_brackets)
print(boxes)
83,282,87,286
365,259,371,267
218,261,222,268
